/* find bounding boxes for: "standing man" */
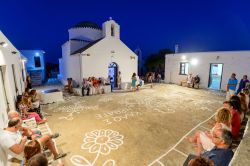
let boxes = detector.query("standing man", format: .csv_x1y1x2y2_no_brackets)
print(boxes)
117,71,122,90
236,75,249,94
226,73,238,100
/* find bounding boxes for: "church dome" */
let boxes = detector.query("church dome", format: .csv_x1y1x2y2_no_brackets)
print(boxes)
72,21,101,30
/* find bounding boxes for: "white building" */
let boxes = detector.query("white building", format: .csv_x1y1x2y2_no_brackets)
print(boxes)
59,18,138,89
21,50,46,86
0,31,26,128
165,51,250,91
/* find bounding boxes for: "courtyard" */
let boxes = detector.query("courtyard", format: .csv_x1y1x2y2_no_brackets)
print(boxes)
39,84,226,166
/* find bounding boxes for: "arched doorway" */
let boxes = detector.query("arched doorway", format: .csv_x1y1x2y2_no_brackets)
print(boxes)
108,62,118,89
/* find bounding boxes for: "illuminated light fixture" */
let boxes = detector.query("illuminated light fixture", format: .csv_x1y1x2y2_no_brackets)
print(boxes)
130,56,135,60
0,42,8,47
181,55,186,60
35,52,40,56
191,58,198,65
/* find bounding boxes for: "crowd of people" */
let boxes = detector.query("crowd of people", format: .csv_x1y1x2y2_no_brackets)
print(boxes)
0,75,66,166
184,73,250,166
186,73,200,88
64,76,111,96
2,72,249,166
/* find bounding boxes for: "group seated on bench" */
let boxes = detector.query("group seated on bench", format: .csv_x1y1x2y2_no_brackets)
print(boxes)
73,77,111,96
184,93,249,166
180,74,200,88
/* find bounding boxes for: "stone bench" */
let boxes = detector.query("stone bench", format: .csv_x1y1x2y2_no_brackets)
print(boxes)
73,85,111,96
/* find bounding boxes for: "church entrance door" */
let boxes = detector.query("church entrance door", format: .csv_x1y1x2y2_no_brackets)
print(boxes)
108,62,118,89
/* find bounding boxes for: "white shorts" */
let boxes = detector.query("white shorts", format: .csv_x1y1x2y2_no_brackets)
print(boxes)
199,132,214,151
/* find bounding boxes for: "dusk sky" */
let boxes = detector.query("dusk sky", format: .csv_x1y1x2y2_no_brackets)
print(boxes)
1,0,250,63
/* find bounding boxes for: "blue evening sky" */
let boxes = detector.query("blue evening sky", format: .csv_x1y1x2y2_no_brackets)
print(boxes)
0,0,250,63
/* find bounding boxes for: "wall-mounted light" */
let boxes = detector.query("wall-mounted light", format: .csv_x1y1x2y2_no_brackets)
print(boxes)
191,58,198,65
181,55,186,60
130,56,135,60
0,42,8,47
12,51,18,54
35,52,40,57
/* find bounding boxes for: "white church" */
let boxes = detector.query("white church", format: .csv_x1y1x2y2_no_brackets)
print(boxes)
59,18,138,89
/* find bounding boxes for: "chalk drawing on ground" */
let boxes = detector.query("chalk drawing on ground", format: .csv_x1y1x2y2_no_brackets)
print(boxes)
70,129,124,166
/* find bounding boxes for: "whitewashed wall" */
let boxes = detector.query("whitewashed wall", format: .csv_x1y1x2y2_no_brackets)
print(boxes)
165,51,250,90
69,28,102,41
0,31,25,128
80,37,138,84
102,19,120,39
70,40,89,54
60,42,81,85
60,19,138,86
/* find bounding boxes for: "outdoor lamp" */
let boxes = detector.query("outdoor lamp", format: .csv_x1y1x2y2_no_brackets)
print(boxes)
0,42,8,47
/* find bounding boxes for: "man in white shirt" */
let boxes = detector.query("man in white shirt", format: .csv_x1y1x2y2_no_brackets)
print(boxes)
0,118,27,165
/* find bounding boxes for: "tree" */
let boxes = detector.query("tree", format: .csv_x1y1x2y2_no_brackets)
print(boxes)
145,49,173,78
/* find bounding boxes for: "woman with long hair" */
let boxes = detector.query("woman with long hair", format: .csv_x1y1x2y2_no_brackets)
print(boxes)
187,107,231,155
131,73,137,91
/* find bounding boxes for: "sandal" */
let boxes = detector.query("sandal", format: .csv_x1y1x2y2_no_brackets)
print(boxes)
54,153,67,160
51,133,60,139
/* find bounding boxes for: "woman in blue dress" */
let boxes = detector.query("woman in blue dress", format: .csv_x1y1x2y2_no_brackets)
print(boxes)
131,73,137,91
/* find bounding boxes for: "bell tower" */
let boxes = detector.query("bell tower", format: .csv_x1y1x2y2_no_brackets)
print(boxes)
102,17,120,39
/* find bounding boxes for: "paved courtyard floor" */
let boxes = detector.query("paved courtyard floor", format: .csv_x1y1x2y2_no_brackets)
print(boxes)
39,84,227,166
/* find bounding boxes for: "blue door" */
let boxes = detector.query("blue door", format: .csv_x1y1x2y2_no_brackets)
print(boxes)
208,64,223,90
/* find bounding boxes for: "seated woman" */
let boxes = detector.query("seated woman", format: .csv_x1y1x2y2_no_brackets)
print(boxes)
187,74,193,87
23,93,43,119
92,77,101,94
187,107,231,155
224,99,241,139
23,138,66,165
238,92,248,121
64,78,73,93
29,89,40,109
22,140,42,166
192,75,200,88
18,95,47,124
242,88,250,108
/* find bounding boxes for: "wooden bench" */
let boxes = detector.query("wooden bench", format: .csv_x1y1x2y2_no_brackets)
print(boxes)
180,79,188,87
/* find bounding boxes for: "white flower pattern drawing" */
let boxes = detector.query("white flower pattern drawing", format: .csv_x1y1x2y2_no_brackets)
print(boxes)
71,129,124,166
82,129,123,155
